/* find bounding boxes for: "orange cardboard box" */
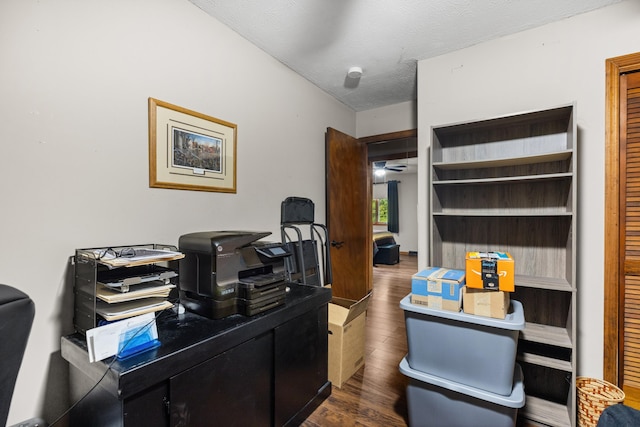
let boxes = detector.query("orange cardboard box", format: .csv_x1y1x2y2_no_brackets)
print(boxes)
465,251,515,292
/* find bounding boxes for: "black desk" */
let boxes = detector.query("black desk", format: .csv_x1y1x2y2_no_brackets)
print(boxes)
61,284,332,427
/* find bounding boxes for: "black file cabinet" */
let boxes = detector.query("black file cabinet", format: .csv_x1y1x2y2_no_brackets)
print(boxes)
61,285,331,427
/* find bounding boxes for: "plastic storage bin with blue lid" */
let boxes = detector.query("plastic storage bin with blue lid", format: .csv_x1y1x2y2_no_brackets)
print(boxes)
401,293,525,396
400,357,525,427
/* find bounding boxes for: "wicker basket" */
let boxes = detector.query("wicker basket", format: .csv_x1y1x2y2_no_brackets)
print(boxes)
576,377,625,427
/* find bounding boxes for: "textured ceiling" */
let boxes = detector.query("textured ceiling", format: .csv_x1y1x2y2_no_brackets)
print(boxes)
190,0,621,112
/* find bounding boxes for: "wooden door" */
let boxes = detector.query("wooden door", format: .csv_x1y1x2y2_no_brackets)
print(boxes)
619,71,640,405
605,52,640,408
325,127,372,300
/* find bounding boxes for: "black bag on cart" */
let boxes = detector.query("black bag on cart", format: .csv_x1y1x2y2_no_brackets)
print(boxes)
281,197,315,224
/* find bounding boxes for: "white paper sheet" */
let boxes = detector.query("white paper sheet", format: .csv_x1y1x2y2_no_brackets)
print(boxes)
86,312,158,363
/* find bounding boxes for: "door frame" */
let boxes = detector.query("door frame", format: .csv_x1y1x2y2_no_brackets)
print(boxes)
361,129,418,162
603,52,640,384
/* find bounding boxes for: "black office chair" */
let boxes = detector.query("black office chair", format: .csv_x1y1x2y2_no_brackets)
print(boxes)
0,284,47,427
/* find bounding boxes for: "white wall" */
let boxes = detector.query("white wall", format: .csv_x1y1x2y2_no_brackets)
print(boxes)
397,172,418,253
356,100,417,138
416,0,640,378
0,0,354,423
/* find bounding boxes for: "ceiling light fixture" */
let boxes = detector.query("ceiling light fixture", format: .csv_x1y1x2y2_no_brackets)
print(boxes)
347,66,363,79
374,168,386,177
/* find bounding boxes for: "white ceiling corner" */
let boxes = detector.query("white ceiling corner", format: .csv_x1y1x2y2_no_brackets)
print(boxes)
189,0,622,112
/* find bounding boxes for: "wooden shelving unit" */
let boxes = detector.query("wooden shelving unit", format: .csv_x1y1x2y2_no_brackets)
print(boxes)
429,104,577,426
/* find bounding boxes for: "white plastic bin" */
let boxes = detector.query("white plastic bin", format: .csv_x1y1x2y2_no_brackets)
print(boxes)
401,293,524,396
400,357,525,427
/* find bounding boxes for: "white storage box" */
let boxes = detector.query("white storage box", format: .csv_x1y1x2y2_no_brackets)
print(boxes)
399,357,525,427
401,294,524,396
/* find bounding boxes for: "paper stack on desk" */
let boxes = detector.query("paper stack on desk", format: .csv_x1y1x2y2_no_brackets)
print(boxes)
86,312,159,362
91,254,180,322
96,282,175,303
95,298,173,322
92,247,184,268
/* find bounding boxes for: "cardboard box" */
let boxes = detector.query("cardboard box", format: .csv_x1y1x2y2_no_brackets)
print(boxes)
328,291,372,388
465,252,515,292
462,287,510,319
411,267,465,312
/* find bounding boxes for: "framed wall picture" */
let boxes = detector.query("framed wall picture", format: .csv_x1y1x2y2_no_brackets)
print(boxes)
148,98,237,193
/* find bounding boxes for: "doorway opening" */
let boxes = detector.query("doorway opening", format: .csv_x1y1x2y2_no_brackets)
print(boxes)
361,130,418,258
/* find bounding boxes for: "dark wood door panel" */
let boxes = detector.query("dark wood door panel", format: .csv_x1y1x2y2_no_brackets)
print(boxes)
325,128,371,300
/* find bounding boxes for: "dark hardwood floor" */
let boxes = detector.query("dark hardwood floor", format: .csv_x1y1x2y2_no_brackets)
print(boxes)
302,254,417,427
302,255,541,427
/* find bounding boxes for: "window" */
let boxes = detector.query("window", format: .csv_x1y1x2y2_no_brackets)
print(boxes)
372,198,388,225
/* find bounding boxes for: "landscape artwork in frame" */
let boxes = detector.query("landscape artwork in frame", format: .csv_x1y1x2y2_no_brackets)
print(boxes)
148,98,237,193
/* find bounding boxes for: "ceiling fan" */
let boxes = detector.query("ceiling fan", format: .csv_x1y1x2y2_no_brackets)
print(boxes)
373,161,407,173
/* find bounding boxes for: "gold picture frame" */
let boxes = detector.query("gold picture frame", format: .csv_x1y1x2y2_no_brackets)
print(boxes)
148,98,237,193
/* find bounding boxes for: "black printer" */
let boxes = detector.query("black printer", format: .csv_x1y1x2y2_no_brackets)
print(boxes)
178,231,291,319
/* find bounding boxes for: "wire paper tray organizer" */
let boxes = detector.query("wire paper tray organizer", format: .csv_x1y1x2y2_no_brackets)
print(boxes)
280,197,333,287
73,244,183,335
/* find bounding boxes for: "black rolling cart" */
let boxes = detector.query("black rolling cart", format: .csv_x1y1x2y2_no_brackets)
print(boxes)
280,197,332,287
